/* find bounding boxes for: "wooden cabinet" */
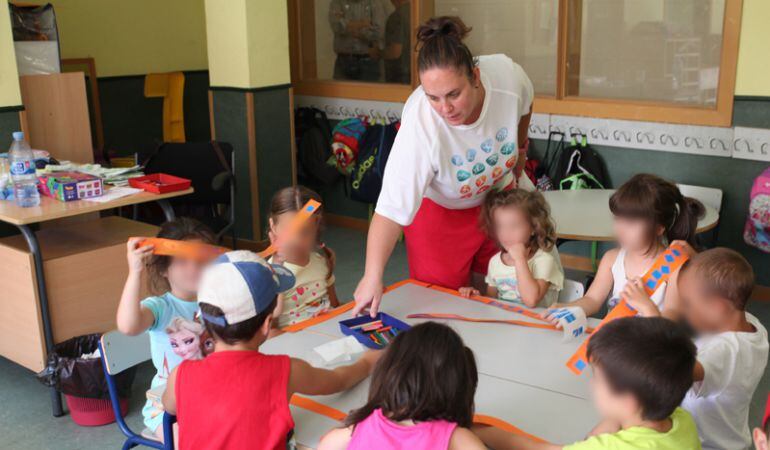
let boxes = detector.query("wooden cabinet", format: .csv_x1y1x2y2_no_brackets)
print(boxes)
0,217,156,372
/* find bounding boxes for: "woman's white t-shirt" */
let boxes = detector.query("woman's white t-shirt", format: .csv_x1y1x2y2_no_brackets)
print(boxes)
375,54,535,226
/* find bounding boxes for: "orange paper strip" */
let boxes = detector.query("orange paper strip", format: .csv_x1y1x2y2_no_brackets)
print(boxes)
566,244,690,375
136,237,227,262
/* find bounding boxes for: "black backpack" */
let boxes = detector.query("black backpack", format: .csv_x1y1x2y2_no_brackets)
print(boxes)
295,107,340,187
543,132,609,189
348,122,399,204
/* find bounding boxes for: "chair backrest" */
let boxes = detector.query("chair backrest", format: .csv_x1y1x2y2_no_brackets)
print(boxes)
101,330,152,375
143,141,233,205
558,279,585,303
677,183,723,212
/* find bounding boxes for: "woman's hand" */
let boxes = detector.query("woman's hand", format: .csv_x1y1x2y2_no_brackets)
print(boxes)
622,278,660,317
126,237,153,275
352,274,384,318
459,287,480,298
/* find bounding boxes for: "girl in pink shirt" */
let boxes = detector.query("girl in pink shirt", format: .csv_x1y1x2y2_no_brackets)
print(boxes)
318,322,486,450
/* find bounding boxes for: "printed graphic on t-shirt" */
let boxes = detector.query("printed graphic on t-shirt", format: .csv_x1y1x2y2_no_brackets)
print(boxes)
452,128,517,198
284,281,331,325
494,277,522,303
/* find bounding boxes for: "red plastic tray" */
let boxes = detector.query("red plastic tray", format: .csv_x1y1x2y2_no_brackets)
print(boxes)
129,173,191,194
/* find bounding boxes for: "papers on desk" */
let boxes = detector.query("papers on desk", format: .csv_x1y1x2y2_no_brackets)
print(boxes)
82,186,143,203
38,163,144,186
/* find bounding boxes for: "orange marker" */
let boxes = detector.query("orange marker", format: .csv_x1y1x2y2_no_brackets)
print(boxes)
566,244,690,375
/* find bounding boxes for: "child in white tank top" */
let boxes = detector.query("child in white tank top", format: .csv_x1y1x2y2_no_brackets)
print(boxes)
544,174,704,323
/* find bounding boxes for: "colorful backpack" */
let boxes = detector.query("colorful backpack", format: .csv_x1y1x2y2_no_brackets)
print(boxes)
328,118,367,175
744,167,770,253
348,122,399,204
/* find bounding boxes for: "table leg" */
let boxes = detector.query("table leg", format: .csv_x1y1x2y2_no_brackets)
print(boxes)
156,199,176,222
17,224,64,417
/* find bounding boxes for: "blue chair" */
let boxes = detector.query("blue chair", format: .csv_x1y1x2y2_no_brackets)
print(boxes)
100,330,176,450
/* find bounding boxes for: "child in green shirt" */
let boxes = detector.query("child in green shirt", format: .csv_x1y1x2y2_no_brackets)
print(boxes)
473,317,702,450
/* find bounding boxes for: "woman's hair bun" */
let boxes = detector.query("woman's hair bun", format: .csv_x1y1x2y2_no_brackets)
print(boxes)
416,16,471,44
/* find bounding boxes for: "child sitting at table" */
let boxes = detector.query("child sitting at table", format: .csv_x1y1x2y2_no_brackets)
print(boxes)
318,322,486,450
459,189,564,308
473,316,701,450
116,218,214,442
675,248,768,450
545,173,704,321
162,250,379,450
268,186,339,328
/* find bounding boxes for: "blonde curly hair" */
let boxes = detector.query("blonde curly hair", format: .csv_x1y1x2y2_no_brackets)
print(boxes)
481,189,557,252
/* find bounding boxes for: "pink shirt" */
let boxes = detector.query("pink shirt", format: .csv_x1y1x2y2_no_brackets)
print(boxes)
348,408,458,450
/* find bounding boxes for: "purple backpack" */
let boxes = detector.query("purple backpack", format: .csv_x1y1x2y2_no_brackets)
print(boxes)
744,167,770,253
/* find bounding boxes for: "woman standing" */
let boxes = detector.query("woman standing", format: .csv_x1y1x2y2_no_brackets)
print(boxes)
353,16,535,316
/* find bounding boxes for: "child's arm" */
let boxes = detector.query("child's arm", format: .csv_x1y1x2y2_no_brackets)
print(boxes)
317,426,353,450
116,238,156,335
327,284,340,308
161,366,178,415
472,425,562,450
288,350,380,397
509,244,549,308
486,285,499,298
448,427,487,450
543,249,618,323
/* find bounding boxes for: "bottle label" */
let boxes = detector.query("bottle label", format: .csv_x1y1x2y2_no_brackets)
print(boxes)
10,160,34,175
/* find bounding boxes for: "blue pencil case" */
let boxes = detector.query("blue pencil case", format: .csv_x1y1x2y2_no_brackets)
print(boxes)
339,313,410,349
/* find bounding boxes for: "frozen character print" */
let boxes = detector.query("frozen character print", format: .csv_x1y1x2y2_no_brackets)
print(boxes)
165,317,206,361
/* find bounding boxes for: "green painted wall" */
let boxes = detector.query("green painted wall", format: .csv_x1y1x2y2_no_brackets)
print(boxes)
210,89,252,239
252,88,294,232
97,71,212,158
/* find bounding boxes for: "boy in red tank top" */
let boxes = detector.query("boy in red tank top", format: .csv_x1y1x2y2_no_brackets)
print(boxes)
162,250,379,450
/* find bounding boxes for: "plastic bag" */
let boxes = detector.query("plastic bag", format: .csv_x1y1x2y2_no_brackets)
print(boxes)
9,3,61,74
36,333,136,399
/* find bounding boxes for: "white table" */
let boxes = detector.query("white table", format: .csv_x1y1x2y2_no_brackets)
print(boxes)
262,281,600,448
543,189,720,241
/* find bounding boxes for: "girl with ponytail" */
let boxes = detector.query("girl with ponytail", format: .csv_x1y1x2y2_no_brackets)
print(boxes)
268,186,339,328
354,16,537,317
545,174,705,321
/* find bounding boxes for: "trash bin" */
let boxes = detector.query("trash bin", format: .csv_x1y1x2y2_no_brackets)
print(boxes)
36,333,137,426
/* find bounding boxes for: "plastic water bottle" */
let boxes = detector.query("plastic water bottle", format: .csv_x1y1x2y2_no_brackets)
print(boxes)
9,131,40,207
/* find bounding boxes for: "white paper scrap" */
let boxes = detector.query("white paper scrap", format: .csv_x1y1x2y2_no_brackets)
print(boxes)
313,335,366,366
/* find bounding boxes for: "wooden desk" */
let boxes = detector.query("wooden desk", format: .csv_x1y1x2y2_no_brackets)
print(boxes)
0,187,191,417
261,281,600,448
543,189,720,241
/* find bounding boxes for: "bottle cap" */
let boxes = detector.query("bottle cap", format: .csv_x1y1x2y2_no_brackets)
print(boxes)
12,131,24,141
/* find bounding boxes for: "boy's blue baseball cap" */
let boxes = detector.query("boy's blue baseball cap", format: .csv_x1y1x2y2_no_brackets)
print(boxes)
198,250,295,326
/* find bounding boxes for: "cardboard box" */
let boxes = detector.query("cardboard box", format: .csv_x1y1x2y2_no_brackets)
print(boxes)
39,172,103,202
